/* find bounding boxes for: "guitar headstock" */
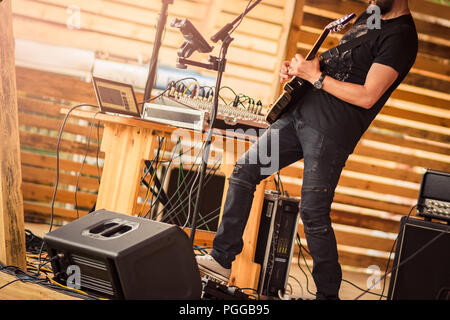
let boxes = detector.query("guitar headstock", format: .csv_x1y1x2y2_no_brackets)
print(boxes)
326,13,356,33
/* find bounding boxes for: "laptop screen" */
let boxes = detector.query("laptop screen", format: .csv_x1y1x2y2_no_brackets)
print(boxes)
92,77,141,117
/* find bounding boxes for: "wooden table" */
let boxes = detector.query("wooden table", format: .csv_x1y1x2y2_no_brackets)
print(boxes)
62,109,272,291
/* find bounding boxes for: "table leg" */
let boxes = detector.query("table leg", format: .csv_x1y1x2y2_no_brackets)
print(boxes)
96,123,158,215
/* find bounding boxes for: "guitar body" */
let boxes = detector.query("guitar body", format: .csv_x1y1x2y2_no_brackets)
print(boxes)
265,78,311,124
265,12,356,125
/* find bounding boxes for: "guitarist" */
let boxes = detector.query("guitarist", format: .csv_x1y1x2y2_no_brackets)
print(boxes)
197,0,418,300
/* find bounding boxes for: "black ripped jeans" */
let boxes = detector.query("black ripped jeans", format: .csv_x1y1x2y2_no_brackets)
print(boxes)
210,109,350,300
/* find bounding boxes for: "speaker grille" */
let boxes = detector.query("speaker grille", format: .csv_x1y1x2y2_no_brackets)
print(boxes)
71,254,115,297
72,254,108,271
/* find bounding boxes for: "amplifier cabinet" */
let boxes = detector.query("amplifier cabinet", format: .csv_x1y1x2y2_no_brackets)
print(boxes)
254,191,300,297
388,217,450,300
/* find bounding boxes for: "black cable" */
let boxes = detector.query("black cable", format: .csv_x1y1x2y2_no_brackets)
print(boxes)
161,159,221,225
153,141,206,220
141,136,164,184
297,233,386,298
354,223,449,300
229,0,253,36
139,136,164,217
295,240,315,297
0,278,21,291
379,204,416,300
342,279,386,298
137,77,200,105
194,206,222,230
96,119,102,185
288,275,304,298
37,103,99,276
143,139,182,219
25,229,45,254
75,111,102,218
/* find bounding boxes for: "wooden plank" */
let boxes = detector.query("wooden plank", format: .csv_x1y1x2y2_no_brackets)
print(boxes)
22,181,97,209
23,200,87,221
19,112,103,140
267,178,413,216
330,209,400,234
21,165,100,191
13,19,274,101
344,157,422,184
217,12,283,41
354,144,450,172
271,0,305,97
21,151,103,177
381,105,450,130
363,128,450,156
332,193,412,216
221,0,286,25
0,272,79,300
305,0,450,25
280,164,420,199
16,67,99,105
298,224,394,252
0,0,27,270
112,0,211,21
302,10,450,45
19,130,104,158
34,0,207,25
391,87,450,111
403,72,450,95
13,0,279,74
13,0,184,47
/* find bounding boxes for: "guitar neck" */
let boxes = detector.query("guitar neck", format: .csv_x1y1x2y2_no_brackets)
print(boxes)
306,29,330,60
288,29,329,86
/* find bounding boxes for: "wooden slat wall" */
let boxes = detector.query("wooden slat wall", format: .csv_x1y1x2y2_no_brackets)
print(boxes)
279,0,450,271
12,0,450,274
12,0,294,102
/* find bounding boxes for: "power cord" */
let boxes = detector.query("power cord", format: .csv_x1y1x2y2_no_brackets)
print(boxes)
75,110,102,219
37,103,99,276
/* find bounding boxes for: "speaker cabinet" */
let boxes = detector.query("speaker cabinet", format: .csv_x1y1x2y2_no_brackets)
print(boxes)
388,217,450,300
44,210,202,300
155,165,225,232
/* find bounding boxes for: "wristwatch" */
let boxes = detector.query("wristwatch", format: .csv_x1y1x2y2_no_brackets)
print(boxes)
313,72,327,90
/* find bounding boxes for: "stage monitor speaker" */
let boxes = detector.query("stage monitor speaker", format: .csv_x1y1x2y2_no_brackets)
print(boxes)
44,210,202,300
388,216,450,300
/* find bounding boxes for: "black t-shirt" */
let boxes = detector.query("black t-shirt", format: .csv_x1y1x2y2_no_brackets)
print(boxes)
295,12,418,153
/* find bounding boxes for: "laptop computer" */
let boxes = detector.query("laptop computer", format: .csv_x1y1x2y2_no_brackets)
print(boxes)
92,76,141,117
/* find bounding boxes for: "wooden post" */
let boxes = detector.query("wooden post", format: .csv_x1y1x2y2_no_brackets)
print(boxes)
218,137,266,291
0,0,27,270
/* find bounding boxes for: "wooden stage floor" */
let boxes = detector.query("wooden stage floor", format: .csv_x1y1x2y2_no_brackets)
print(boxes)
0,223,386,300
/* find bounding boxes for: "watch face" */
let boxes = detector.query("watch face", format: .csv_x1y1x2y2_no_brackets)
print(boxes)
314,80,323,90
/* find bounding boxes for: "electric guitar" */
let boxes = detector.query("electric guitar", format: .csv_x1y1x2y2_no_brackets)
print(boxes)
265,13,356,124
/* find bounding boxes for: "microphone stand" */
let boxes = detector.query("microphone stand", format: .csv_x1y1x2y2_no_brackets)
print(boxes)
143,0,174,105
179,0,263,244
